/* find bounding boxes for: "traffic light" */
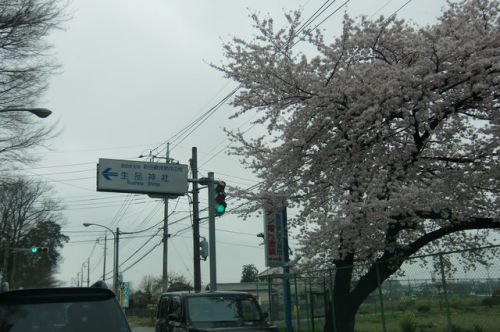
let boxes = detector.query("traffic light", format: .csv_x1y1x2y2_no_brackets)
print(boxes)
214,181,227,216
200,238,208,261
31,246,49,253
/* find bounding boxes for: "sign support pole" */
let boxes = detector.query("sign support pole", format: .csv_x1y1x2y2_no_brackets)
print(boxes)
282,206,293,332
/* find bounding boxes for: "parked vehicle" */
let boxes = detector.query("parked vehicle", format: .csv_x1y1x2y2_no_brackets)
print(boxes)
155,291,277,332
0,286,131,332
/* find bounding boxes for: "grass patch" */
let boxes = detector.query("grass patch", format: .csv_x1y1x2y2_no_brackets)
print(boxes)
126,315,155,327
355,305,500,332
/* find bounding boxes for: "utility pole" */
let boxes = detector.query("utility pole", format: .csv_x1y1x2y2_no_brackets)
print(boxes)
162,196,168,292
87,257,90,287
102,233,107,281
207,172,217,291
191,147,201,292
114,227,120,295
162,144,170,293
80,264,84,286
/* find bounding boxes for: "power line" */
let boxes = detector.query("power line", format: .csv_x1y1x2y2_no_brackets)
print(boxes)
70,0,363,277
120,240,163,274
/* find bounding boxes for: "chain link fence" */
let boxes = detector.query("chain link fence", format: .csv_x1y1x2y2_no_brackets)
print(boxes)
252,245,500,332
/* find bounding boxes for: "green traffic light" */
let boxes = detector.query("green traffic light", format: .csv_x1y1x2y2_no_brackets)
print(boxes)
215,204,226,214
31,247,38,253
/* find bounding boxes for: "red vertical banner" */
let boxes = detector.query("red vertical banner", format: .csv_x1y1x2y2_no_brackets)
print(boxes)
263,203,286,267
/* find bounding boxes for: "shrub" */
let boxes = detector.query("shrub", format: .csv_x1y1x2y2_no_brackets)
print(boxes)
417,304,430,313
480,296,500,307
398,297,416,311
473,325,484,332
449,324,484,332
399,312,417,332
417,321,435,332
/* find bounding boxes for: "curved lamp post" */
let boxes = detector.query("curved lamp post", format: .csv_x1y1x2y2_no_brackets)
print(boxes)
83,223,119,295
0,107,52,118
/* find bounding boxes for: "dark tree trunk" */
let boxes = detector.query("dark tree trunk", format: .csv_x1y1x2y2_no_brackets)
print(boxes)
331,282,357,332
324,255,358,332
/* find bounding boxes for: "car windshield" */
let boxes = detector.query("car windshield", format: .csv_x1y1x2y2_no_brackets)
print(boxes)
0,298,130,332
187,294,262,323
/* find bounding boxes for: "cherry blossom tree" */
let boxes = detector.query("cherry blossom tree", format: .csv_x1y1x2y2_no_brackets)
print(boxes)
216,1,499,331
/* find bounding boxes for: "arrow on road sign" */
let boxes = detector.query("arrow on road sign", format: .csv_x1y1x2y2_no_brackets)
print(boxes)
102,168,118,180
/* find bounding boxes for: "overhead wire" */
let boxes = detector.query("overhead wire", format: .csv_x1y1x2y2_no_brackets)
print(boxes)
85,0,410,275
151,0,349,159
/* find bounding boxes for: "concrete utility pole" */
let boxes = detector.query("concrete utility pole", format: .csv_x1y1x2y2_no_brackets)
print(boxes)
87,257,90,287
162,144,170,293
114,227,120,295
162,196,168,292
83,223,129,296
191,147,201,292
102,233,107,281
80,264,84,286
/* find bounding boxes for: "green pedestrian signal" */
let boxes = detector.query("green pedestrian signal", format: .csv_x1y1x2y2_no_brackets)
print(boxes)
214,181,227,216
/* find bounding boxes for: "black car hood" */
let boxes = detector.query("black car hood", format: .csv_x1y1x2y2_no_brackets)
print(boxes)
188,321,277,332
189,328,277,332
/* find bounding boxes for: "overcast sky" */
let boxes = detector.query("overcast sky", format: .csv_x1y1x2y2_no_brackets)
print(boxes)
32,0,455,289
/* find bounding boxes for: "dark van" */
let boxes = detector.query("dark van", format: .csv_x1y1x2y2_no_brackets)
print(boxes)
155,291,277,332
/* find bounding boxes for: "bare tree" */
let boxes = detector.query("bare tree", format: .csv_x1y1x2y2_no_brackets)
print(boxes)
0,177,67,288
0,0,64,167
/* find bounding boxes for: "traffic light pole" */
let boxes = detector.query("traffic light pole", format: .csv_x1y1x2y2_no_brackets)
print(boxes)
189,170,224,292
207,172,217,291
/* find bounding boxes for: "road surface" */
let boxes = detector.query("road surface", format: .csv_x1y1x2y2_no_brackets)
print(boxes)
131,326,154,332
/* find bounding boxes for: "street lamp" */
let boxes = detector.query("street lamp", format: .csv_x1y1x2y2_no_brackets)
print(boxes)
0,107,52,118
83,223,119,295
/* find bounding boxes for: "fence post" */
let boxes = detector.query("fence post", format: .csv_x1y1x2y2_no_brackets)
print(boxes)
375,261,387,332
267,277,273,322
294,274,300,332
329,269,336,332
439,253,452,332
304,276,310,331
310,277,315,332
